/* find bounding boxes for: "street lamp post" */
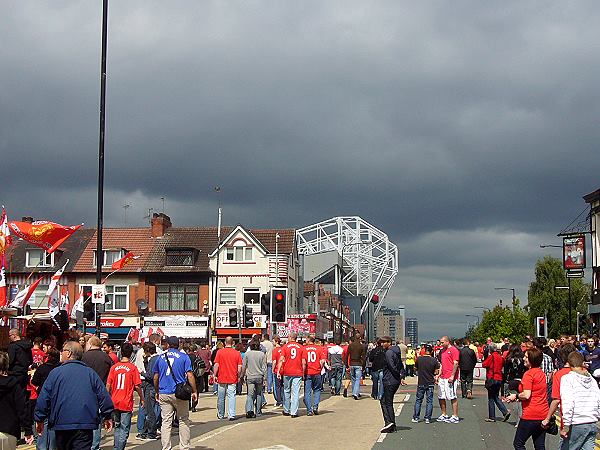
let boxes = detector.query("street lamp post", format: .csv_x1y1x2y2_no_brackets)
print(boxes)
466,314,480,326
555,283,573,335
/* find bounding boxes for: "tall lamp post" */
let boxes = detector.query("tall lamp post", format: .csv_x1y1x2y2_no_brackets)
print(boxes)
95,0,109,336
466,314,480,326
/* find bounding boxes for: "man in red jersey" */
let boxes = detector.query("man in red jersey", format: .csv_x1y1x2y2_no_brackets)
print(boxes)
272,336,283,407
303,335,326,415
277,333,306,418
436,335,460,424
213,336,243,421
106,343,144,450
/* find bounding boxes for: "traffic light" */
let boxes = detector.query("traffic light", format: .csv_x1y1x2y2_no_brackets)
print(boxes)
270,288,288,323
228,308,239,327
370,294,380,304
243,305,254,328
260,294,270,316
578,314,589,335
536,316,546,338
83,296,95,322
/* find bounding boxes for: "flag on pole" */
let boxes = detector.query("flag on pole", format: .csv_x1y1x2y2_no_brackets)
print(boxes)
111,251,140,271
8,221,83,254
45,260,68,301
9,277,44,308
71,287,84,319
0,208,11,256
0,263,6,308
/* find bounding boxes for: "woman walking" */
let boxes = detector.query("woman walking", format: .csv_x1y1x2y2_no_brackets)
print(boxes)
483,343,510,422
506,347,549,450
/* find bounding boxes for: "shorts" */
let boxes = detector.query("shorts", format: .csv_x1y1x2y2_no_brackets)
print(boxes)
437,378,458,400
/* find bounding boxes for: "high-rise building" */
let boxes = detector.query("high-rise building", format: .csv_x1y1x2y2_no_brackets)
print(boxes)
374,306,405,343
405,318,419,347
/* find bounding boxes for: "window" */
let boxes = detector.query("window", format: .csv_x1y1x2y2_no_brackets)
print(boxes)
105,285,128,311
26,250,53,268
165,249,194,266
93,249,124,267
27,284,50,309
156,285,198,311
225,246,253,262
219,288,237,305
243,288,260,305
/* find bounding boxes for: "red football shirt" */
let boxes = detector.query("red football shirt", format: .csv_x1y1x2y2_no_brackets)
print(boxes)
281,342,304,376
519,368,548,420
272,347,282,373
31,348,47,365
107,362,141,412
303,345,323,376
214,347,243,384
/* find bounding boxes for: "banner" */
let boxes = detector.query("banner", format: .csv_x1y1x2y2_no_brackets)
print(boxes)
563,235,586,270
8,221,82,254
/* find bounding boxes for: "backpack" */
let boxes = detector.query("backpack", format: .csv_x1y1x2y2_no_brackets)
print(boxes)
192,357,207,377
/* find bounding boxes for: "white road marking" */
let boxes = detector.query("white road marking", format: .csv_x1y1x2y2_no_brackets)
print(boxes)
187,422,244,446
252,446,295,450
376,393,410,443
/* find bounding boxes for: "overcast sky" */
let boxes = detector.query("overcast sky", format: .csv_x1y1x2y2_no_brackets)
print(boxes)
2,1,599,340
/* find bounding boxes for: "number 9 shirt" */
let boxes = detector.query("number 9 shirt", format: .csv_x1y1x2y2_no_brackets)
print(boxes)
281,342,304,376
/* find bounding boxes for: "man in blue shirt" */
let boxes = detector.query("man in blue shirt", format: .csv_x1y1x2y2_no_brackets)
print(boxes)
153,336,197,450
34,341,114,450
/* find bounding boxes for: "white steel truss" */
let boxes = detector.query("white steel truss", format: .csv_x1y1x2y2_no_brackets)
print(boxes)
296,216,399,316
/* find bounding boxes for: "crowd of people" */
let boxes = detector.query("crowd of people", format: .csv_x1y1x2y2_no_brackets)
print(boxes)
1,326,599,450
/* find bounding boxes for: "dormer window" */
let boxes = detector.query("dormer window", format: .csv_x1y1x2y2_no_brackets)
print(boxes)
93,249,125,267
165,248,195,266
225,239,253,262
26,249,54,268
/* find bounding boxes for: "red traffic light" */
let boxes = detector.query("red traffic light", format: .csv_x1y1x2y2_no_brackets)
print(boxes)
539,319,545,324
275,293,284,301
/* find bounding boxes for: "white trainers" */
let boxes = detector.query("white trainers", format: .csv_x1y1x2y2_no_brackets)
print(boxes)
425,419,431,424
411,418,419,423
447,416,460,424
436,415,449,422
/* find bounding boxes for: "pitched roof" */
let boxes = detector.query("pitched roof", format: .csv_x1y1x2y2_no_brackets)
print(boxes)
144,226,296,272
73,228,155,273
5,228,95,275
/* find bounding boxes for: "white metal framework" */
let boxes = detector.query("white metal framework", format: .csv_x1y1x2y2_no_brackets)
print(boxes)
296,216,399,316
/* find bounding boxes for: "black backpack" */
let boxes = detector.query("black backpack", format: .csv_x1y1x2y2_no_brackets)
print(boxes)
192,357,207,377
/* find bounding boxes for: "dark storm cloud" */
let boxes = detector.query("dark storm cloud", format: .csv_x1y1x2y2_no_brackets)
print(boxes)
2,1,599,339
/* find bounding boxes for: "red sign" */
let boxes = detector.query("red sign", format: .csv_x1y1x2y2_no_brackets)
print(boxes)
86,318,124,328
563,235,586,270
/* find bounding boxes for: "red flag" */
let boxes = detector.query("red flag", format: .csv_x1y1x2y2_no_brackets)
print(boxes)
9,277,44,308
8,221,83,254
0,208,11,256
111,251,140,271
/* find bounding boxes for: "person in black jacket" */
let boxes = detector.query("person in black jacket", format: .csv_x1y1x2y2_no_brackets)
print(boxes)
369,339,387,400
379,337,406,433
8,329,33,390
31,348,61,450
0,351,33,450
458,338,478,399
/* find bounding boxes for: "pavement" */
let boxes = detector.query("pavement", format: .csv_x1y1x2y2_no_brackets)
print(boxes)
20,377,600,450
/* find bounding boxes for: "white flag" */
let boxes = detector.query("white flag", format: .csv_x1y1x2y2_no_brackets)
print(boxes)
71,287,84,319
8,277,44,308
48,290,60,319
45,259,69,301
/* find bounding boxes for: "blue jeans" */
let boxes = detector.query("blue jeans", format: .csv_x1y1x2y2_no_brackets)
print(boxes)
266,364,273,393
273,374,283,405
113,411,132,450
283,376,302,415
560,422,597,450
371,369,383,399
486,379,508,420
246,379,264,415
330,366,344,394
136,403,145,433
413,384,434,420
350,365,362,397
91,421,102,450
36,419,56,450
304,374,322,413
217,383,237,419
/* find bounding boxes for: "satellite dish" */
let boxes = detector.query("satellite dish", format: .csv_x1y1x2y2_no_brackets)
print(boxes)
136,299,149,316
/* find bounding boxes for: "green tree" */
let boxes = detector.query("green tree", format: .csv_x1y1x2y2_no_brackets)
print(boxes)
467,301,532,343
527,256,590,338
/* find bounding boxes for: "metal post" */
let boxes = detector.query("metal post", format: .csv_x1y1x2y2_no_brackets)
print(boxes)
568,277,572,335
211,188,222,339
95,0,109,336
576,312,580,339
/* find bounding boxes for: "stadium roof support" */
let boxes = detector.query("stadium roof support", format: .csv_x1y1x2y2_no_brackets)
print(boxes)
296,216,398,316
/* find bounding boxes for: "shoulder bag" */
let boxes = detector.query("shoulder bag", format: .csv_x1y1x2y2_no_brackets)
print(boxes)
164,353,193,401
484,354,495,389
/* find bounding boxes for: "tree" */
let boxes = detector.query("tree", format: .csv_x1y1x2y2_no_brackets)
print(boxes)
467,301,532,343
527,256,590,338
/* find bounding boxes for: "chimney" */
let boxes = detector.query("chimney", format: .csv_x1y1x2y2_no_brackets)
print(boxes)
22,216,34,223
151,213,172,237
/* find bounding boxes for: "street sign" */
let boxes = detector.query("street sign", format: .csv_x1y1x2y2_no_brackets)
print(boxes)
566,269,584,278
91,284,106,304
253,314,268,328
